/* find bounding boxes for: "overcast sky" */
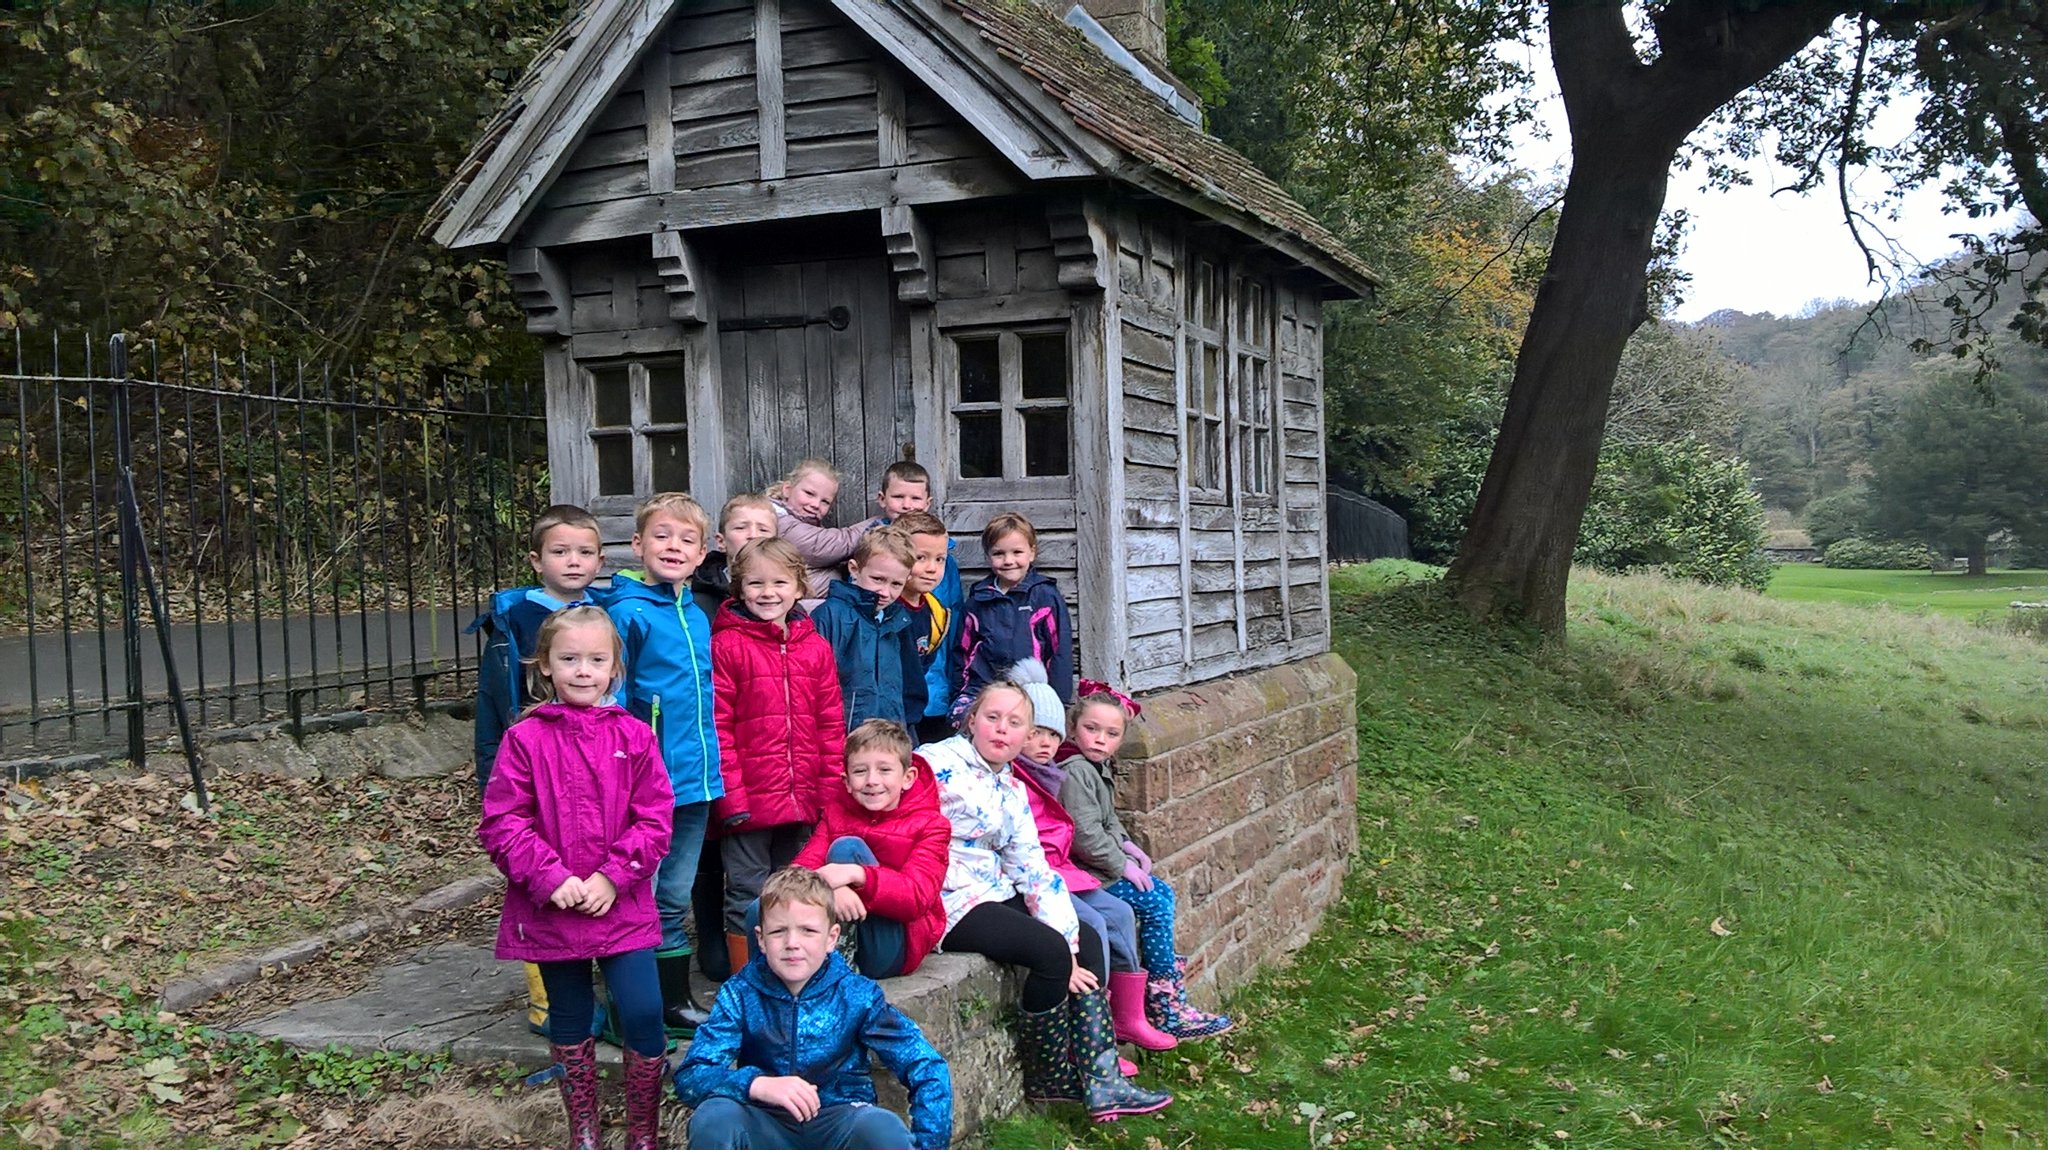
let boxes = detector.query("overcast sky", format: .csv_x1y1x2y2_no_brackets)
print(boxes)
1497,42,2020,324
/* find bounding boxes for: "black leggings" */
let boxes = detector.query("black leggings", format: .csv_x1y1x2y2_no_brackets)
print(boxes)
943,895,1105,1012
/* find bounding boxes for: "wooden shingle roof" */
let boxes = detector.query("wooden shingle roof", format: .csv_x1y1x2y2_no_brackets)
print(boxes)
426,0,1376,295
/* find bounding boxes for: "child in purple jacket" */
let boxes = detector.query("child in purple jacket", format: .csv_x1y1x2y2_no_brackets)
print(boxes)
480,605,675,1150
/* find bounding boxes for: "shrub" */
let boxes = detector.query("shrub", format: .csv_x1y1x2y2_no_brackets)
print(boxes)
1822,537,1937,569
1803,485,1872,551
1575,441,1775,591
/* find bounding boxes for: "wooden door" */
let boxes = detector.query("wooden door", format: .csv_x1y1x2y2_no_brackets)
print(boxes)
718,257,902,517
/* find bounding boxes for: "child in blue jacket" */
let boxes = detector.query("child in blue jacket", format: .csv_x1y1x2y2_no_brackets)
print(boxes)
602,492,721,1035
676,867,952,1150
810,527,928,729
469,504,602,790
953,512,1072,716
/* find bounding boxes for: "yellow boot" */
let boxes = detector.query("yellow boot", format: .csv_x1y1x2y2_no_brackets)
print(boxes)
524,962,550,1034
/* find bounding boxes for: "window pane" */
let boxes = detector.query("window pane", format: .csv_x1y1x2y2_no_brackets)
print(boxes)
958,412,1003,478
1206,421,1226,488
647,361,689,425
1023,409,1069,477
957,337,1000,404
1203,346,1224,416
1020,332,1068,399
592,365,631,427
596,435,633,496
649,430,690,492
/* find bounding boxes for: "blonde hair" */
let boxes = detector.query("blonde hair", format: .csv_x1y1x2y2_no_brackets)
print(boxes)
844,718,914,771
764,458,840,503
981,511,1037,554
962,678,1029,726
759,867,837,926
522,605,622,709
718,492,776,533
729,537,807,587
528,504,601,553
851,524,917,569
634,492,711,539
892,510,947,539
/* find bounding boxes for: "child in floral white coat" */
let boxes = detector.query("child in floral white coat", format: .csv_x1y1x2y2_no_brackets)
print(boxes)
917,680,1171,1122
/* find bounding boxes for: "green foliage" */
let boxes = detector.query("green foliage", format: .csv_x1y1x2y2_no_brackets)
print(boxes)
1868,370,2048,564
1801,483,1872,550
989,563,2048,1149
0,0,561,381
1576,441,1774,591
1823,536,1938,569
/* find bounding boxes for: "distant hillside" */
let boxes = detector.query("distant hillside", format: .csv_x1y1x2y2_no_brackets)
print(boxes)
1674,245,2047,517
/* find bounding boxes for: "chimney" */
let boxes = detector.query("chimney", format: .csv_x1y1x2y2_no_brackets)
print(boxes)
1067,0,1166,66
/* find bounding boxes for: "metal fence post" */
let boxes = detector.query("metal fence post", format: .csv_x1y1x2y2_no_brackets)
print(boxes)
111,334,147,765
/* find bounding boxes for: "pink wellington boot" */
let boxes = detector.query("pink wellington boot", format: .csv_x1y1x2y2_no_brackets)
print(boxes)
1109,970,1178,1051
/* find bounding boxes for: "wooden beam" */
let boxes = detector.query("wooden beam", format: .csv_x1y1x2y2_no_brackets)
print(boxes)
876,67,908,167
520,158,1027,248
651,231,707,324
881,205,934,302
1047,194,1110,291
644,39,676,196
756,0,786,181
507,245,570,337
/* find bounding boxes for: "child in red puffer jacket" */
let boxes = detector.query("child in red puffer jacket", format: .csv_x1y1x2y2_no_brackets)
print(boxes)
792,718,951,977
711,538,846,975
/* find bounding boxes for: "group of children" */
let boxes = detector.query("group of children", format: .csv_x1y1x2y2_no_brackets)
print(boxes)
472,459,1230,1150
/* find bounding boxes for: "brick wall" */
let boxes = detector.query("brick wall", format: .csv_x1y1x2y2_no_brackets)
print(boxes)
1115,653,1359,1005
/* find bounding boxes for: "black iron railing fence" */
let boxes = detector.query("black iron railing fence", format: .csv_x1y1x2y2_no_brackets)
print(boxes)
2,329,549,758
1327,485,1412,564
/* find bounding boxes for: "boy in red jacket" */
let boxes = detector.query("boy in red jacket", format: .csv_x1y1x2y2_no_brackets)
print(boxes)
789,719,950,977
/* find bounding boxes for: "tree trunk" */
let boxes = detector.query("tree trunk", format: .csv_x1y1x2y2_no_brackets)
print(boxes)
1446,140,1678,632
1967,536,1987,576
1445,0,1837,634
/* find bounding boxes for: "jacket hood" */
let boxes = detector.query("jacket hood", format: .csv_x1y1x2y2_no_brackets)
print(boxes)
970,568,1054,601
605,569,678,604
1013,753,1066,795
712,598,817,644
523,700,630,725
735,943,853,1000
821,756,941,824
825,578,909,630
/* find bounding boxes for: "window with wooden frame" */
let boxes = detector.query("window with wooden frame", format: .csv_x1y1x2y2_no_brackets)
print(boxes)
1234,276,1276,499
1184,256,1227,496
948,326,1071,487
586,358,690,502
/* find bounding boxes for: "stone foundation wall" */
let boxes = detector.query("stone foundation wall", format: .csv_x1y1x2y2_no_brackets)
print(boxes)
1113,652,1359,1004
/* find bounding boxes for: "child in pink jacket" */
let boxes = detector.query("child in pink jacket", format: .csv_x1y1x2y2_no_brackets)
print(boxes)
765,459,882,599
479,605,674,1150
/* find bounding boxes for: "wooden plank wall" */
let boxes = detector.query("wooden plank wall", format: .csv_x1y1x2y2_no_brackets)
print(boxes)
1109,204,1331,693
920,203,1085,668
545,0,993,209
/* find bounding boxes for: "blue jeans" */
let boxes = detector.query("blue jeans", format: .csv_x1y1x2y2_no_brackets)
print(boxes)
687,1097,911,1150
743,837,908,979
536,948,663,1056
1072,887,1139,973
656,802,712,955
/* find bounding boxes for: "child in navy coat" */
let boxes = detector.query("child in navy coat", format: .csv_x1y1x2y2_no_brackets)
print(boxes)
953,512,1072,717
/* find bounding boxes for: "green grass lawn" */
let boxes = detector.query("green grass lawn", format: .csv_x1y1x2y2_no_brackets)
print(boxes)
986,565,2046,1149
1766,563,2048,617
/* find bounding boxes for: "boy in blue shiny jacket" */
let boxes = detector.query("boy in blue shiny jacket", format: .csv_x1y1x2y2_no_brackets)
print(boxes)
677,867,952,1150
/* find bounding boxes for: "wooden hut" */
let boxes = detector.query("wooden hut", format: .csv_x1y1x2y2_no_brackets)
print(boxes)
429,0,1377,693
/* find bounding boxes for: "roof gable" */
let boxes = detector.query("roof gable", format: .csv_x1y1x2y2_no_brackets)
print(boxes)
427,0,1376,296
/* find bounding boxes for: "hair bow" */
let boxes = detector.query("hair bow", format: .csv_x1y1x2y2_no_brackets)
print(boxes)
1078,678,1141,719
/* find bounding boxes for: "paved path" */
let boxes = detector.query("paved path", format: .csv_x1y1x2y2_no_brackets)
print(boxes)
237,943,550,1065
0,605,481,720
